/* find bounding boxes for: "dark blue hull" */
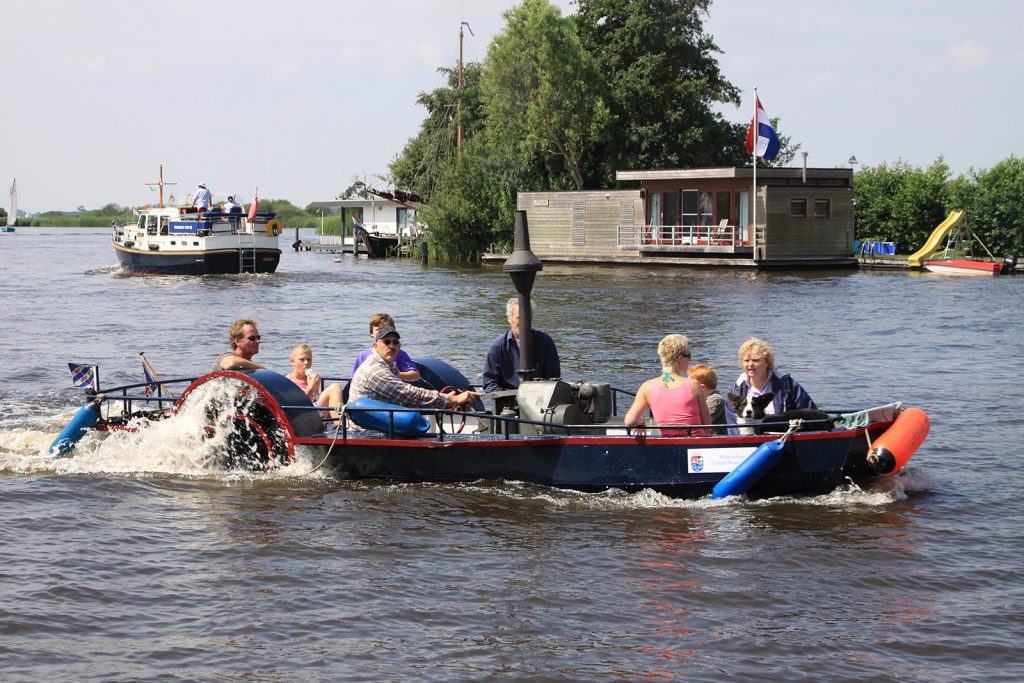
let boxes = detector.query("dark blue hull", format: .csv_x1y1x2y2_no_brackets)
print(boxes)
298,428,874,499
113,243,281,275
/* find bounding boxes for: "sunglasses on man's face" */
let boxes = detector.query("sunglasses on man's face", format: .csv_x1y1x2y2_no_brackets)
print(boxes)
380,338,401,347
247,335,262,342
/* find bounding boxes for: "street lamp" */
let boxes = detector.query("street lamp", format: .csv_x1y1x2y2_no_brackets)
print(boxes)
848,155,858,169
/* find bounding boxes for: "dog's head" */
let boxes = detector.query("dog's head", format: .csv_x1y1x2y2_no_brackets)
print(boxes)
727,391,775,421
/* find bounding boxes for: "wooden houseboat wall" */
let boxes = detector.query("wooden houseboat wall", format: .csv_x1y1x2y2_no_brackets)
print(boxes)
516,190,646,260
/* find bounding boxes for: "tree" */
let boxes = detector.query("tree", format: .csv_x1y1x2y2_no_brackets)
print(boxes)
482,0,610,190
573,0,744,179
256,199,315,228
418,136,521,260
961,156,1024,257
853,158,952,252
390,63,484,200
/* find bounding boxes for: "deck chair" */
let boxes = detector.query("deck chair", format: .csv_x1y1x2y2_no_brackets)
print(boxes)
712,219,730,245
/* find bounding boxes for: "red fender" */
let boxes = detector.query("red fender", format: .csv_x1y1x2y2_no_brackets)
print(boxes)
867,407,930,475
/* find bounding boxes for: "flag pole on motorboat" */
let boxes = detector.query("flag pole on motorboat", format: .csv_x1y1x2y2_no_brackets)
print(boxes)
503,210,543,383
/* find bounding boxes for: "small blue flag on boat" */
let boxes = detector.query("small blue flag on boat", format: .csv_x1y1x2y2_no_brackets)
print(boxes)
68,363,98,391
143,361,159,396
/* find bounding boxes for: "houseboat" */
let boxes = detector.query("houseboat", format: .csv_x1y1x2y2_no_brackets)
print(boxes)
308,189,423,258
511,166,856,269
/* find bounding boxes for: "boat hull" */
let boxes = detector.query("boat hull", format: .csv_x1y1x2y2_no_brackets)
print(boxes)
354,227,399,258
923,259,1005,276
113,242,281,275
296,426,878,499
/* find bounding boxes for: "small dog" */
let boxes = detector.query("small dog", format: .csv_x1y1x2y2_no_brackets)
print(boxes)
727,391,833,435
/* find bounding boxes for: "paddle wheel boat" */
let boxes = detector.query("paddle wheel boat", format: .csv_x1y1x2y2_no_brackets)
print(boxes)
55,212,929,499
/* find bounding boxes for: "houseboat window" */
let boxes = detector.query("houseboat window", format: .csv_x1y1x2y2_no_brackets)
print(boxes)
716,192,732,224
814,199,831,218
681,190,698,227
699,192,713,226
790,199,807,218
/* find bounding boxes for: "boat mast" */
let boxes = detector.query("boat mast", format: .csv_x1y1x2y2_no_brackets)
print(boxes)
145,164,177,208
457,21,473,162
8,178,16,228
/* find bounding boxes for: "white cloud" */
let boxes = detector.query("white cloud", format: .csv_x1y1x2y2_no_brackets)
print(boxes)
948,41,993,70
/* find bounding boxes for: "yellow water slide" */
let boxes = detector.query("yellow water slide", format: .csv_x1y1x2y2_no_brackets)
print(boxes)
906,210,966,267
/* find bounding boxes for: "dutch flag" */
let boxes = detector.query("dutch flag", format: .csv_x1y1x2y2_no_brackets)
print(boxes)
745,95,780,161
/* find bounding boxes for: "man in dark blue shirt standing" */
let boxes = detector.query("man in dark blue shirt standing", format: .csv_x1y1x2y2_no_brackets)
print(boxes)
482,297,561,393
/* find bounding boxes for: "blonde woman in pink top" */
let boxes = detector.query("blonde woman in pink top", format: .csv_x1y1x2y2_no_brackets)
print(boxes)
624,334,710,436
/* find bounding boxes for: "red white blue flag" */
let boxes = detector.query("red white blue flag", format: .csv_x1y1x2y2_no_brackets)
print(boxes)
247,187,259,222
143,361,158,396
68,363,98,391
745,95,780,161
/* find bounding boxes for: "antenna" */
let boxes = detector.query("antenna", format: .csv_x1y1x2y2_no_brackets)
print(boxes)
458,21,474,162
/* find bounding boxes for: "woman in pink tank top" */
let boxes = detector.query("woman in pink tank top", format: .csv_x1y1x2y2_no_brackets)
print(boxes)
624,334,711,436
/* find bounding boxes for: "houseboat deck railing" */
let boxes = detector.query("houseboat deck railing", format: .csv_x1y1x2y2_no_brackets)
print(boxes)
617,224,740,248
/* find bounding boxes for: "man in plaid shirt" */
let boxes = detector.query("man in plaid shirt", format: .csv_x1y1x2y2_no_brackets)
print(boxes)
350,326,478,409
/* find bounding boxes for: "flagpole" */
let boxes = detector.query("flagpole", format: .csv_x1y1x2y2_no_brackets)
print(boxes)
752,86,758,261
139,352,174,398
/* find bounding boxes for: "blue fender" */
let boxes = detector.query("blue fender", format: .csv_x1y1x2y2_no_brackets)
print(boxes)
710,438,787,499
346,397,429,436
49,396,104,456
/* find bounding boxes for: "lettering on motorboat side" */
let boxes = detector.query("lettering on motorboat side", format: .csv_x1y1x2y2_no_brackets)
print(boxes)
688,447,757,474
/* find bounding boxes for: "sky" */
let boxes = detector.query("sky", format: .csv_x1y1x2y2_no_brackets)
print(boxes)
3,0,1021,212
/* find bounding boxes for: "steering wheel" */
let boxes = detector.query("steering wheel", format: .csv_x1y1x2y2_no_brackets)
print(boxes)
439,386,467,434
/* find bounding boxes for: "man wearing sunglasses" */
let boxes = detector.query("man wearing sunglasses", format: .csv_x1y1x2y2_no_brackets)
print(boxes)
213,318,267,372
350,326,478,410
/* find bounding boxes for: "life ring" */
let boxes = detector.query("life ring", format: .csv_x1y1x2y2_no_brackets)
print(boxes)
266,219,282,237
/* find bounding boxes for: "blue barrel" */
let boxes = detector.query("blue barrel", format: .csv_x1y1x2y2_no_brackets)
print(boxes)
49,397,104,456
710,439,787,499
413,356,485,411
346,398,429,436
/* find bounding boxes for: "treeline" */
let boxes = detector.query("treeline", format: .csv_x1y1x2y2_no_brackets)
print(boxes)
19,199,332,230
854,156,1023,257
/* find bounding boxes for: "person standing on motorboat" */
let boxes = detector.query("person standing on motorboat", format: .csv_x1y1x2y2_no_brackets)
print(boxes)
481,297,560,393
222,195,240,213
213,318,266,372
725,337,817,418
191,182,212,213
350,326,477,410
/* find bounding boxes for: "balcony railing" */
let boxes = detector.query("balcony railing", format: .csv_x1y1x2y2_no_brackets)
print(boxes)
617,223,743,248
